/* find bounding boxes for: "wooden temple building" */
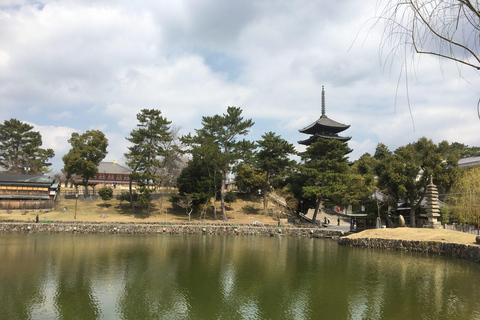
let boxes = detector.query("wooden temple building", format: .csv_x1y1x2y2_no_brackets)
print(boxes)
72,161,135,187
298,86,351,150
0,173,59,210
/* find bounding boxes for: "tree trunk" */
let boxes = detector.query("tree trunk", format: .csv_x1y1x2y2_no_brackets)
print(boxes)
263,173,269,216
382,212,394,228
129,177,136,215
221,171,227,221
312,198,321,224
84,178,89,196
410,207,416,228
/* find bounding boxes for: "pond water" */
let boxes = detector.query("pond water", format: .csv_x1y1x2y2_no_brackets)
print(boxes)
1,234,480,319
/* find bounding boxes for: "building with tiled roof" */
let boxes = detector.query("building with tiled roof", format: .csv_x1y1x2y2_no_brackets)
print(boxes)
458,156,480,168
0,173,59,210
72,161,135,186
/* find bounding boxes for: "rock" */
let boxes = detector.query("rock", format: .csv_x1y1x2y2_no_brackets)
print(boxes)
476,235,480,245
398,214,406,227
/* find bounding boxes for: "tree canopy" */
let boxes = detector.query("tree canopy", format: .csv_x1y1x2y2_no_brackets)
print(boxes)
62,130,108,194
124,109,172,217
447,165,480,226
374,137,460,227
0,118,54,174
301,138,351,223
256,131,296,214
182,106,254,221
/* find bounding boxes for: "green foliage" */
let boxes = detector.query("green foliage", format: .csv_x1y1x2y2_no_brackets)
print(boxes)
224,191,237,204
449,142,480,158
116,191,137,203
446,166,480,225
284,168,316,212
256,132,296,177
235,164,265,193
256,132,296,212
136,185,155,211
439,206,451,224
177,156,221,205
62,130,108,193
374,137,460,227
301,138,350,199
124,109,172,217
98,186,113,206
0,118,55,174
168,191,179,204
299,138,351,221
181,106,254,221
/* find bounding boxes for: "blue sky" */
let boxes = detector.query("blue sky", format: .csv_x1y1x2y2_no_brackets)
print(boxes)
1,0,479,173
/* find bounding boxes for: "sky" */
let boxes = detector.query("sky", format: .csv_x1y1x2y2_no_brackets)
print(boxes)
1,0,479,173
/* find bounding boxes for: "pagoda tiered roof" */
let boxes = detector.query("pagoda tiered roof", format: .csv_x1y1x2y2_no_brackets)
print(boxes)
298,131,351,145
297,86,351,146
299,115,350,135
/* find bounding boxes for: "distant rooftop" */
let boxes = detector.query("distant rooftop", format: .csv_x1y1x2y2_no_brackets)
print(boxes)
458,156,480,168
0,173,54,187
97,162,132,174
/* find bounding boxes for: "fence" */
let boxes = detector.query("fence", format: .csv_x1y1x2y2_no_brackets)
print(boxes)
61,188,174,198
444,223,480,235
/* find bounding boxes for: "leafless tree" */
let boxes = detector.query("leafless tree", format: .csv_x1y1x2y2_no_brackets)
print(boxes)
154,125,186,189
178,194,194,221
375,0,480,115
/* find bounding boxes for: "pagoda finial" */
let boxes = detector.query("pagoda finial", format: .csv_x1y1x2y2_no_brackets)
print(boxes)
321,86,325,116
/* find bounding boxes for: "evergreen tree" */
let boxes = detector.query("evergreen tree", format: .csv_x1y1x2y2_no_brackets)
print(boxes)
256,132,296,214
124,109,172,217
301,138,350,223
62,130,108,195
182,107,254,221
0,118,54,174
374,137,459,227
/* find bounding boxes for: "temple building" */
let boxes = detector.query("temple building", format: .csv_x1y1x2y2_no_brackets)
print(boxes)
0,173,59,210
298,86,351,151
72,161,135,187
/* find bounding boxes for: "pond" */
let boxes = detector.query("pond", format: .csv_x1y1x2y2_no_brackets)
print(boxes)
1,234,480,319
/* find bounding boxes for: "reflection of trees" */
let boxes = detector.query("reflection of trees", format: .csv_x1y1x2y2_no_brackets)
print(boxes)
342,247,480,319
116,236,189,319
54,260,100,320
0,236,47,319
2,234,480,319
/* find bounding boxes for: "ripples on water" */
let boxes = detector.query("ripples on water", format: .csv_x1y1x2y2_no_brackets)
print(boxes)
1,234,480,319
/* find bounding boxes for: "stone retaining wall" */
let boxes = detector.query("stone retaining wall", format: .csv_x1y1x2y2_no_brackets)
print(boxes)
339,237,480,263
0,222,347,239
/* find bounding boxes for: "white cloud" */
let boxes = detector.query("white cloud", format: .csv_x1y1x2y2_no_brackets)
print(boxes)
0,0,478,171
30,124,75,153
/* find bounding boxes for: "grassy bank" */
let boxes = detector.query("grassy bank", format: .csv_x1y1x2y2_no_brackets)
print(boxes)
0,190,283,225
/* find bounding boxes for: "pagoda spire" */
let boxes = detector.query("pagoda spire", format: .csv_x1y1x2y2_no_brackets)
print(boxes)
321,86,325,116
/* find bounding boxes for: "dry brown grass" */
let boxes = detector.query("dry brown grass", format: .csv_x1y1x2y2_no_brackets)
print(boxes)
345,228,479,246
0,190,283,225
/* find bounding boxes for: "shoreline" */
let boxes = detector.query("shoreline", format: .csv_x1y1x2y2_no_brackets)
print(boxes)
339,228,480,263
0,221,348,238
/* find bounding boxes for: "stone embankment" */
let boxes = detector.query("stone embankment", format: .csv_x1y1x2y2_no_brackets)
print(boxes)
339,237,480,263
0,221,348,238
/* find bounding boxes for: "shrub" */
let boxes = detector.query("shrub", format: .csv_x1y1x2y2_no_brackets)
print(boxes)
225,191,237,204
98,186,113,206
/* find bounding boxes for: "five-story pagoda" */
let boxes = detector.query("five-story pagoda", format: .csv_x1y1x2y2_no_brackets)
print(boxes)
298,86,351,149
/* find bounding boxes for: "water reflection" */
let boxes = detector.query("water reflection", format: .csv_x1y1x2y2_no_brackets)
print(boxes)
0,234,479,319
